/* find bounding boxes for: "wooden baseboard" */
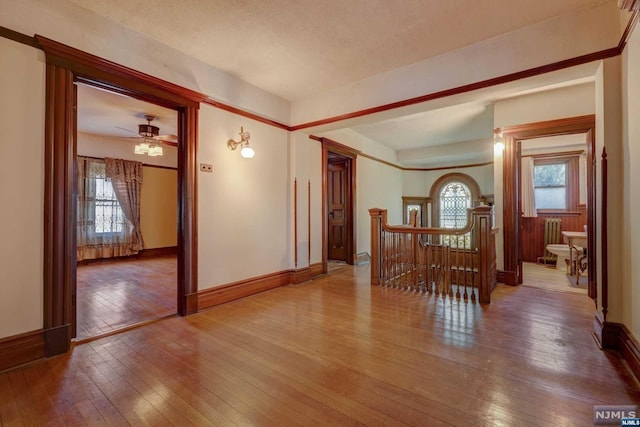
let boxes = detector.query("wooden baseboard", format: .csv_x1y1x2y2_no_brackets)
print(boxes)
620,324,640,383
198,270,291,310
310,262,324,277
496,270,505,284
198,263,326,310
592,312,640,384
77,246,178,265
139,246,178,257
0,329,45,372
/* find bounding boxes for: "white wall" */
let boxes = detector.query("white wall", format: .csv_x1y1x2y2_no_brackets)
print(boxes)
290,132,323,267
356,157,403,256
198,105,291,289
596,58,624,324
622,25,640,338
0,37,45,338
402,164,494,200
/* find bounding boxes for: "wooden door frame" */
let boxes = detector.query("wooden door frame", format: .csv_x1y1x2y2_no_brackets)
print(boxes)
500,115,596,300
320,138,359,272
37,35,202,357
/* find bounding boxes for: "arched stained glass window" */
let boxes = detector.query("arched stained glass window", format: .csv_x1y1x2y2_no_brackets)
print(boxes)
439,182,471,229
439,182,471,248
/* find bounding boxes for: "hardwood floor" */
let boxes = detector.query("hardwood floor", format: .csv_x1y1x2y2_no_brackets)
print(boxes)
2,264,639,425
76,255,177,341
521,261,588,295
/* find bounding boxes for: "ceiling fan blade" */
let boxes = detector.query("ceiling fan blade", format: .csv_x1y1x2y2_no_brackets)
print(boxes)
154,134,178,143
115,126,136,134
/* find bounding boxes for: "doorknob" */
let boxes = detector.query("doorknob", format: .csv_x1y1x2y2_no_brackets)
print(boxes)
328,211,333,217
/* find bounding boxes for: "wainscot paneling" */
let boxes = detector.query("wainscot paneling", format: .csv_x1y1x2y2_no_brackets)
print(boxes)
521,206,587,263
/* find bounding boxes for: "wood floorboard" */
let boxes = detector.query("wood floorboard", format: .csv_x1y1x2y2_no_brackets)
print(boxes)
76,255,177,340
2,264,639,426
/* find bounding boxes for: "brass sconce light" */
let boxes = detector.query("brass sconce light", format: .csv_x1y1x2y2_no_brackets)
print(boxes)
227,127,255,158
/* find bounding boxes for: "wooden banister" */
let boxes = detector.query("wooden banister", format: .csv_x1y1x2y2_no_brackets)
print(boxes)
370,205,497,303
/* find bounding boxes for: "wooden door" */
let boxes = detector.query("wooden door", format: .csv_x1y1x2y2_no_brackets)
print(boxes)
328,159,347,261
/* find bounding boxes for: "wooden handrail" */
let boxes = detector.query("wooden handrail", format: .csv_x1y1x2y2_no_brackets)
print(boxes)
370,205,497,303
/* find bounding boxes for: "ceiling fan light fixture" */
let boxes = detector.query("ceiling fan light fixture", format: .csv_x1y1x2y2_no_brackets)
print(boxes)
133,115,164,157
147,145,163,157
134,141,150,154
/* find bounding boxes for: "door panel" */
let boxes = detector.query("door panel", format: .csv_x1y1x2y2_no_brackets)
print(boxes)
328,160,347,261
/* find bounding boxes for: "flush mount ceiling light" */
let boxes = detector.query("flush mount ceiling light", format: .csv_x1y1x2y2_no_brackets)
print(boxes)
227,126,255,158
134,115,164,157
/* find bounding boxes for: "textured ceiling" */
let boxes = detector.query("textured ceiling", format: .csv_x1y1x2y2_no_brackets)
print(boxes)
66,0,602,101
67,0,611,167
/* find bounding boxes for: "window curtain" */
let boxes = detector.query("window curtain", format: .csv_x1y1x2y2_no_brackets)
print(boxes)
105,157,145,252
77,157,143,261
521,156,538,217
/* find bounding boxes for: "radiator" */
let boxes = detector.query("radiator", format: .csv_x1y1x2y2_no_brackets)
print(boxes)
539,218,562,264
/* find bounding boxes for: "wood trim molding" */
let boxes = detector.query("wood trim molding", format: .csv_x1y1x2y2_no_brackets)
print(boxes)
198,264,326,310
501,115,596,289
0,25,39,48
36,36,205,105
139,246,178,257
403,161,494,172
202,98,290,130
620,325,640,384
39,31,200,359
601,147,609,318
593,314,640,384
44,324,71,357
291,47,619,131
0,330,45,373
198,270,291,309
620,0,639,11
43,62,76,350
3,12,638,135
294,178,298,268
496,270,505,284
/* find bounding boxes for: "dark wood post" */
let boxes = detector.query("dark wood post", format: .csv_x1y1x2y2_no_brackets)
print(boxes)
473,206,495,304
369,208,383,285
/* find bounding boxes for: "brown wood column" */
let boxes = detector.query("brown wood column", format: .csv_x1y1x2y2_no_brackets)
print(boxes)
369,208,383,286
43,63,75,357
178,104,199,315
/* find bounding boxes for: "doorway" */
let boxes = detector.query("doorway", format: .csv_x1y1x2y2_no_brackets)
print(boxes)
501,115,596,300
39,36,199,358
321,138,357,272
74,83,179,341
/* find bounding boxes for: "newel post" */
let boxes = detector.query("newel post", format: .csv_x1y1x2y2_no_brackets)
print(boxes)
369,208,384,285
472,205,494,303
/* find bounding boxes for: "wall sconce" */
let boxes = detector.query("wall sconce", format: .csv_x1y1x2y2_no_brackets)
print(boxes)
227,127,255,158
493,130,504,153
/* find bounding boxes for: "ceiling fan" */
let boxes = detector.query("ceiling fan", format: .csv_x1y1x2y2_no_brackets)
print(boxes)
117,115,178,157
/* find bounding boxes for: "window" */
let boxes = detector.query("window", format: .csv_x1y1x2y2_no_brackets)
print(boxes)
428,173,482,249
533,161,567,209
439,182,471,248
439,182,471,228
94,175,126,234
